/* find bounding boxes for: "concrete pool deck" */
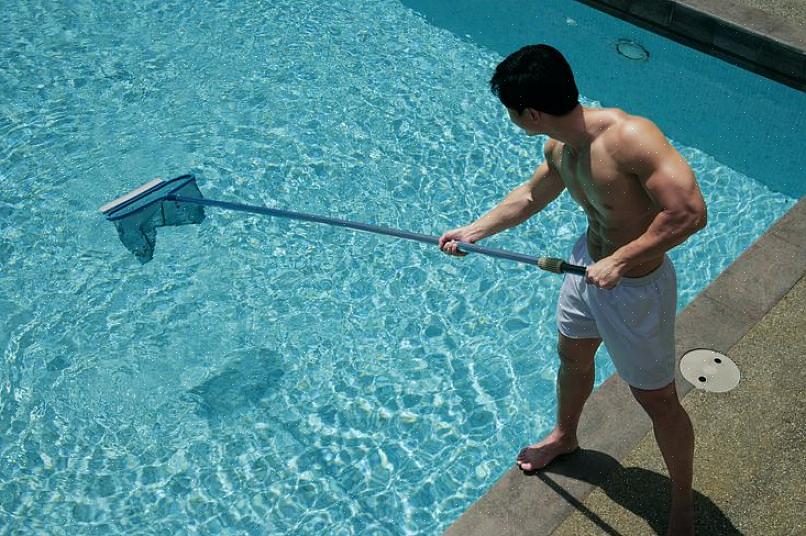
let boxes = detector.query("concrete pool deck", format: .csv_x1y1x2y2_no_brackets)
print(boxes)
446,3,804,534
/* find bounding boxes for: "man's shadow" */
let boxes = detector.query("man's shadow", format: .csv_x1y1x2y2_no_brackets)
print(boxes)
531,448,740,535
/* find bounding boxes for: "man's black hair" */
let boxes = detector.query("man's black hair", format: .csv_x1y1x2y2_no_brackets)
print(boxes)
490,44,579,116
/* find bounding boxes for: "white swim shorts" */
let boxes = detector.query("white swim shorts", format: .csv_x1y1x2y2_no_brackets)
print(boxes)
556,234,677,390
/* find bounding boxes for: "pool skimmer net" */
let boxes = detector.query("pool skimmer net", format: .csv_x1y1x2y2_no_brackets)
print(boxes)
680,348,741,392
99,174,588,276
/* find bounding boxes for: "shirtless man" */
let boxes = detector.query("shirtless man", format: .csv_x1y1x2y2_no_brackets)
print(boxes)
439,45,706,535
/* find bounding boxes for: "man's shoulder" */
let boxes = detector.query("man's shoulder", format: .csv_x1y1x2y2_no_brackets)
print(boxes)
603,113,679,179
603,113,667,158
610,113,663,143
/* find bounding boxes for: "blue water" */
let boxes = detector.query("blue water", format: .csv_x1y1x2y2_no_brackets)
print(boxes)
0,1,796,535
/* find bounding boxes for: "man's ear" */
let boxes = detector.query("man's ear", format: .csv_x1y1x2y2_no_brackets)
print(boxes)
524,107,541,122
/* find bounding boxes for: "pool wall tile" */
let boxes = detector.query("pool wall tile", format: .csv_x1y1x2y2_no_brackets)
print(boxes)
712,21,763,63
627,0,674,27
604,0,632,11
757,42,806,81
669,4,717,44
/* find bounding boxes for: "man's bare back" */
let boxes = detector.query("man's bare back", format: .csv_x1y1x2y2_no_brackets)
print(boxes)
545,108,663,277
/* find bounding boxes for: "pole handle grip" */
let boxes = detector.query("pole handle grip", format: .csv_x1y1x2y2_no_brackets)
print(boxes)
561,262,587,276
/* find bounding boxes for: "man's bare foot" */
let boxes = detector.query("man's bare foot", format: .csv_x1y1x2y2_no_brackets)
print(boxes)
516,429,579,472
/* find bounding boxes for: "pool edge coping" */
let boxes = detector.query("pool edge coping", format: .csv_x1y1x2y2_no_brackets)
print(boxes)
444,197,806,536
573,0,806,91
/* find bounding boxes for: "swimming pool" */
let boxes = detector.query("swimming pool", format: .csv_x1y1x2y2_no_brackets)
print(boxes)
0,1,798,535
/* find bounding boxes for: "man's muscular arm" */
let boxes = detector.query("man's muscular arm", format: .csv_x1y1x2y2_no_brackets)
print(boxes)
587,118,707,288
440,140,565,255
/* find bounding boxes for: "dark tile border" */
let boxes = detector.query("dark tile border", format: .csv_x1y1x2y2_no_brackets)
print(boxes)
445,197,806,535
573,0,806,90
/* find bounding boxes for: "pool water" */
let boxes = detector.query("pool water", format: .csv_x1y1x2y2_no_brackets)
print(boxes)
0,0,796,534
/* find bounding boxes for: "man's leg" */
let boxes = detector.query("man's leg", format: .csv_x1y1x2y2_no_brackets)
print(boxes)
630,382,695,536
517,333,601,471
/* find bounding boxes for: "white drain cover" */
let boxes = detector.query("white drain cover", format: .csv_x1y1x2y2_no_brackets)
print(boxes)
680,349,741,392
